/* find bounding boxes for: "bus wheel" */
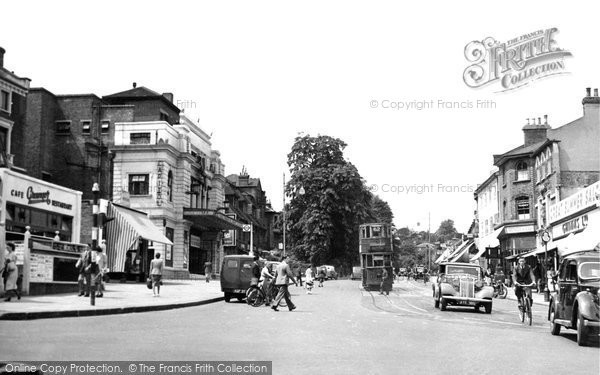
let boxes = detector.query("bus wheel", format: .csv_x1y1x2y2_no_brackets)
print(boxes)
224,293,231,303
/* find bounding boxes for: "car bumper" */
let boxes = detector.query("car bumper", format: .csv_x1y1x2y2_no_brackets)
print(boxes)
584,320,600,328
443,296,491,304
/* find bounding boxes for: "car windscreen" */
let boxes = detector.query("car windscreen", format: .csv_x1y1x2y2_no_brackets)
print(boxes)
446,266,479,277
579,262,600,280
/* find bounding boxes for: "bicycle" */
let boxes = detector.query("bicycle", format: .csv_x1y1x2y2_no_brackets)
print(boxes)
515,282,535,325
246,284,265,307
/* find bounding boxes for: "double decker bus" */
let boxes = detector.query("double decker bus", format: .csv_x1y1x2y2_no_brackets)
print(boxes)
359,223,393,290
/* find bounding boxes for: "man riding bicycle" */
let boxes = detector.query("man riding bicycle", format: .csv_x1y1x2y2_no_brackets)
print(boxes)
512,257,535,307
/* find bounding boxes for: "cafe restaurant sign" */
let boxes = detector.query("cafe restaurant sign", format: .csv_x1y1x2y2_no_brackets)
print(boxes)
3,171,80,215
548,181,600,224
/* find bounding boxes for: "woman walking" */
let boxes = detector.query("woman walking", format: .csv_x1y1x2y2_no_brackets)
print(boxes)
150,253,164,297
4,243,20,301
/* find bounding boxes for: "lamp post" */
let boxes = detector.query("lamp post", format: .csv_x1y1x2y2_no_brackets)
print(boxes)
541,230,551,302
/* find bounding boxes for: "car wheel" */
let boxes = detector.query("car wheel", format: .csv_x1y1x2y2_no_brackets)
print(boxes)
577,310,589,346
484,302,492,314
549,306,561,336
440,298,447,311
224,293,231,303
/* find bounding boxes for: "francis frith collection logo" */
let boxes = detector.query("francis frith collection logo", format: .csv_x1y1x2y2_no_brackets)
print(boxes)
463,28,572,92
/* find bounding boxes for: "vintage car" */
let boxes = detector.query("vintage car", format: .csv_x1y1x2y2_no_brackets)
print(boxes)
398,268,407,277
548,250,600,346
414,265,426,280
432,262,494,313
318,265,338,280
351,266,362,280
220,255,255,302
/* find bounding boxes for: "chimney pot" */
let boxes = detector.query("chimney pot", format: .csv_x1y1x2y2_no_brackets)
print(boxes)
586,87,591,96
133,82,137,88
526,118,530,125
0,46,5,68
544,114,548,125
595,88,598,97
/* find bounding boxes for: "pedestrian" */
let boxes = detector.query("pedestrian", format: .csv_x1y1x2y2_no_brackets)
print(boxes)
251,255,261,287
204,262,212,283
95,243,108,298
260,262,275,306
3,243,20,302
318,267,326,287
272,255,297,312
532,261,543,293
296,266,303,287
305,266,314,294
379,267,389,295
150,253,164,297
76,245,92,297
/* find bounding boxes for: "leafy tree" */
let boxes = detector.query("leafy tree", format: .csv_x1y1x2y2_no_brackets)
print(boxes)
435,219,459,243
286,135,373,270
369,195,394,224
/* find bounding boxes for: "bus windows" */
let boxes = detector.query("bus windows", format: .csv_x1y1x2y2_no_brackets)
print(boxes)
361,226,371,239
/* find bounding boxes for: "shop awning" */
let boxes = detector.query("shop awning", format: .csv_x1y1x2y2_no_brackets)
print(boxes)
479,227,502,249
106,203,173,272
447,240,475,263
470,243,487,261
183,208,244,230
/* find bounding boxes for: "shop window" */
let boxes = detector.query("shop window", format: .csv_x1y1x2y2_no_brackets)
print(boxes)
129,174,149,195
55,120,71,134
516,196,530,220
130,132,151,144
165,227,174,267
81,120,91,135
516,161,529,181
0,90,10,112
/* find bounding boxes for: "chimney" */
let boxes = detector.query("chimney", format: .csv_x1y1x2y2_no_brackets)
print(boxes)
0,46,5,68
132,82,137,88
522,115,550,146
582,87,600,122
162,93,174,103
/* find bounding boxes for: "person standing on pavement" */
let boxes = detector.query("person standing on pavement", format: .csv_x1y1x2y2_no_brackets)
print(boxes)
95,243,108,298
76,245,92,297
304,266,314,294
204,262,212,283
3,243,20,301
150,253,164,297
272,255,297,312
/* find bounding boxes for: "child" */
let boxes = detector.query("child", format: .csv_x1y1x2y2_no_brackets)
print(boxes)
305,267,314,294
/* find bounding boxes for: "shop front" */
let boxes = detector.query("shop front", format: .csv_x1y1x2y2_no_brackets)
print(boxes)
105,202,173,282
0,168,84,295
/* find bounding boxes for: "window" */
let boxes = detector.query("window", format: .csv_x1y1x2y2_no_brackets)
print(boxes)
167,171,173,202
0,90,10,112
55,121,71,134
101,120,110,133
81,120,91,134
130,132,151,144
516,161,529,181
516,196,530,220
129,174,149,195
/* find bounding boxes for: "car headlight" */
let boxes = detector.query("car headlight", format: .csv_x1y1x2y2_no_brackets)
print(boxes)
593,290,600,305
452,279,460,288
475,280,483,289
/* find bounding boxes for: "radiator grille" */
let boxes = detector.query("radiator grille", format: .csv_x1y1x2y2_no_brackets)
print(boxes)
459,278,475,298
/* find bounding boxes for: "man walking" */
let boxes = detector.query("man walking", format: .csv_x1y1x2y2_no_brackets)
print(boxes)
76,245,92,297
272,255,297,312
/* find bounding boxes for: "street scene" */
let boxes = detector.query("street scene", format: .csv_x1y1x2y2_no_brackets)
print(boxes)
1,1,600,375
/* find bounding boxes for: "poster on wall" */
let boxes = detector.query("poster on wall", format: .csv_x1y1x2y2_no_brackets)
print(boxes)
14,242,25,265
29,253,54,282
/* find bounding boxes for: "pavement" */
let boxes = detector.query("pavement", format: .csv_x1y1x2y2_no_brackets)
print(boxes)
0,278,224,320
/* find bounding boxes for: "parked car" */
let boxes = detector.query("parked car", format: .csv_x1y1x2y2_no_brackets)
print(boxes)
548,250,600,346
432,262,494,313
399,268,407,277
220,255,255,302
351,266,362,280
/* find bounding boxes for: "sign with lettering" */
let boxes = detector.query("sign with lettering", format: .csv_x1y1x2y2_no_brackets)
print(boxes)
29,253,54,282
505,225,535,234
552,213,589,239
4,171,79,215
548,181,600,224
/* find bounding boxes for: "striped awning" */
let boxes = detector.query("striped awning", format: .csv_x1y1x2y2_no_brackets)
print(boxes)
106,203,173,272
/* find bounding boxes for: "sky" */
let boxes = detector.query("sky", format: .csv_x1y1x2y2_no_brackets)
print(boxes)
1,0,598,233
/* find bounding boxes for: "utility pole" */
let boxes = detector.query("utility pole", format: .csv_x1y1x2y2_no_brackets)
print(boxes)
428,212,431,270
282,173,286,258
90,182,100,306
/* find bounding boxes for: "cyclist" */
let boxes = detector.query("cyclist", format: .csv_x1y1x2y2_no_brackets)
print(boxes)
512,257,535,308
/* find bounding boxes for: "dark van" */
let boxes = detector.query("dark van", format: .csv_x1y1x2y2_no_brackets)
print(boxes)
220,255,255,302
